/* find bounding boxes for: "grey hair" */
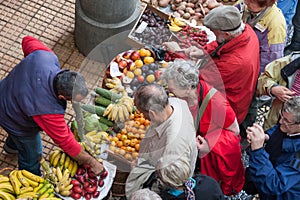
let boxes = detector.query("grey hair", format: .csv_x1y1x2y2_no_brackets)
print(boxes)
131,188,162,200
226,22,245,36
161,59,199,89
283,96,300,123
156,157,191,188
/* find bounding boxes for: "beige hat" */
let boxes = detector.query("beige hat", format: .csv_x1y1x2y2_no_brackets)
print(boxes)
203,5,242,31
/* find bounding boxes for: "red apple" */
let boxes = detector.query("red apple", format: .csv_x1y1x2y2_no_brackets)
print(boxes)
123,51,131,59
118,60,128,69
155,70,162,80
130,51,141,61
137,75,145,83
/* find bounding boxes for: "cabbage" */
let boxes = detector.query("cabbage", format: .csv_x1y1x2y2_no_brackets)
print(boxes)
84,114,99,132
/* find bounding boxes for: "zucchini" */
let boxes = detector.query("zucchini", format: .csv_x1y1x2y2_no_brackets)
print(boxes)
94,87,122,102
95,96,111,107
98,116,114,127
98,121,109,131
81,104,106,116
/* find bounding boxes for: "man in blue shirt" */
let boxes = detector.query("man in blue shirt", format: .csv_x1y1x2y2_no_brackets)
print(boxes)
246,96,300,199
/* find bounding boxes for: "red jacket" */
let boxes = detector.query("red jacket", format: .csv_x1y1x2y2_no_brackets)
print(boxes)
190,81,245,195
200,24,260,124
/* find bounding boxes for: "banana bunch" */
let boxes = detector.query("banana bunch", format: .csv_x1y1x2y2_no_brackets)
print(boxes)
168,16,186,32
85,131,110,156
49,149,78,177
52,168,73,197
79,141,103,163
103,96,134,122
105,77,127,96
6,169,54,199
0,175,15,200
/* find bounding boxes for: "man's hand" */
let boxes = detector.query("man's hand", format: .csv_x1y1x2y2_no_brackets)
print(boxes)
196,135,210,157
184,46,205,59
270,85,295,102
246,123,265,151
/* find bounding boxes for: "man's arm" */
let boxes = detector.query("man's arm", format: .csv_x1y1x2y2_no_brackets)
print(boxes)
33,114,104,175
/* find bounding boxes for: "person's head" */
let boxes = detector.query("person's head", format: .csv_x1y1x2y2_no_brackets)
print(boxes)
162,59,199,99
54,70,88,102
203,5,245,43
279,96,300,134
245,0,276,13
156,156,191,188
131,188,162,200
134,83,169,124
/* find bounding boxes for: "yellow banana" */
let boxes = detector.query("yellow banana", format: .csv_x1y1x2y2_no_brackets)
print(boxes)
58,179,71,193
0,183,14,194
123,100,133,113
122,104,130,121
39,198,61,200
70,161,78,177
9,170,21,195
64,155,71,170
17,170,30,187
86,130,98,137
56,167,63,182
105,83,116,89
49,149,61,165
21,169,45,183
118,105,125,122
174,17,186,27
111,104,119,121
19,186,34,195
0,176,10,184
39,187,54,199
62,183,73,192
103,103,114,117
58,152,66,168
37,182,51,196
67,159,73,173
60,190,71,197
60,169,70,184
0,191,15,200
168,24,182,32
51,152,61,167
23,175,39,187
17,191,39,198
33,183,44,192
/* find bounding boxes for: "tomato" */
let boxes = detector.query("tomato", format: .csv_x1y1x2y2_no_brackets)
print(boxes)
73,185,83,194
70,179,81,187
100,170,108,179
93,191,100,198
71,192,81,200
98,179,104,187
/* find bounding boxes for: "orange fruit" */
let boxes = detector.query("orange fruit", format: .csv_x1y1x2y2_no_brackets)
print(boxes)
143,56,155,64
144,119,151,126
134,59,144,68
123,139,131,147
130,138,138,147
132,152,139,159
124,153,132,161
116,133,122,139
109,145,116,152
120,134,128,141
119,149,126,156
146,74,155,83
111,141,116,146
130,113,135,120
121,128,127,135
135,143,140,151
117,141,123,148
112,136,119,142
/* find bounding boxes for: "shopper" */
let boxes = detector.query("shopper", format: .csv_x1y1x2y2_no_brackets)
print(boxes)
246,96,300,199
236,0,286,73
157,157,224,200
164,5,260,139
162,60,244,196
125,83,198,199
0,36,104,176
284,0,300,55
257,52,300,131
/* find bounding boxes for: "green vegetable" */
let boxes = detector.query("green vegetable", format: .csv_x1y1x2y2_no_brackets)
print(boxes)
84,115,99,132
94,87,122,102
98,116,114,127
81,104,106,116
95,96,111,107
98,121,109,131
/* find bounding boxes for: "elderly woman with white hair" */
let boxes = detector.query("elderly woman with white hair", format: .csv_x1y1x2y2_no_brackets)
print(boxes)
161,59,245,196
156,156,224,200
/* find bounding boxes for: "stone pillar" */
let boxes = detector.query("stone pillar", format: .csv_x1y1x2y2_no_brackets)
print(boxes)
75,0,141,56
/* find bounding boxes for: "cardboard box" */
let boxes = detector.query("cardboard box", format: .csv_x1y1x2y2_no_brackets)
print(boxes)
127,4,171,49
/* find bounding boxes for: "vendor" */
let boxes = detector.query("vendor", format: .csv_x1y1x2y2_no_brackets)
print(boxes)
0,36,104,176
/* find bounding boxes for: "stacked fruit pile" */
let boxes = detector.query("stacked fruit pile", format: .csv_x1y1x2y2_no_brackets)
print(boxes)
105,47,165,95
0,169,58,200
108,112,150,162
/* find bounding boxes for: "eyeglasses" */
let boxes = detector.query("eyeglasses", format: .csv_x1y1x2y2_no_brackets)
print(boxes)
279,109,299,125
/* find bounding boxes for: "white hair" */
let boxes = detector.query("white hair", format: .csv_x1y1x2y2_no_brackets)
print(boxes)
131,188,162,200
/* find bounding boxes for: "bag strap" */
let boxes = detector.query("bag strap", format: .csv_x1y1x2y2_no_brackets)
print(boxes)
194,87,217,132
